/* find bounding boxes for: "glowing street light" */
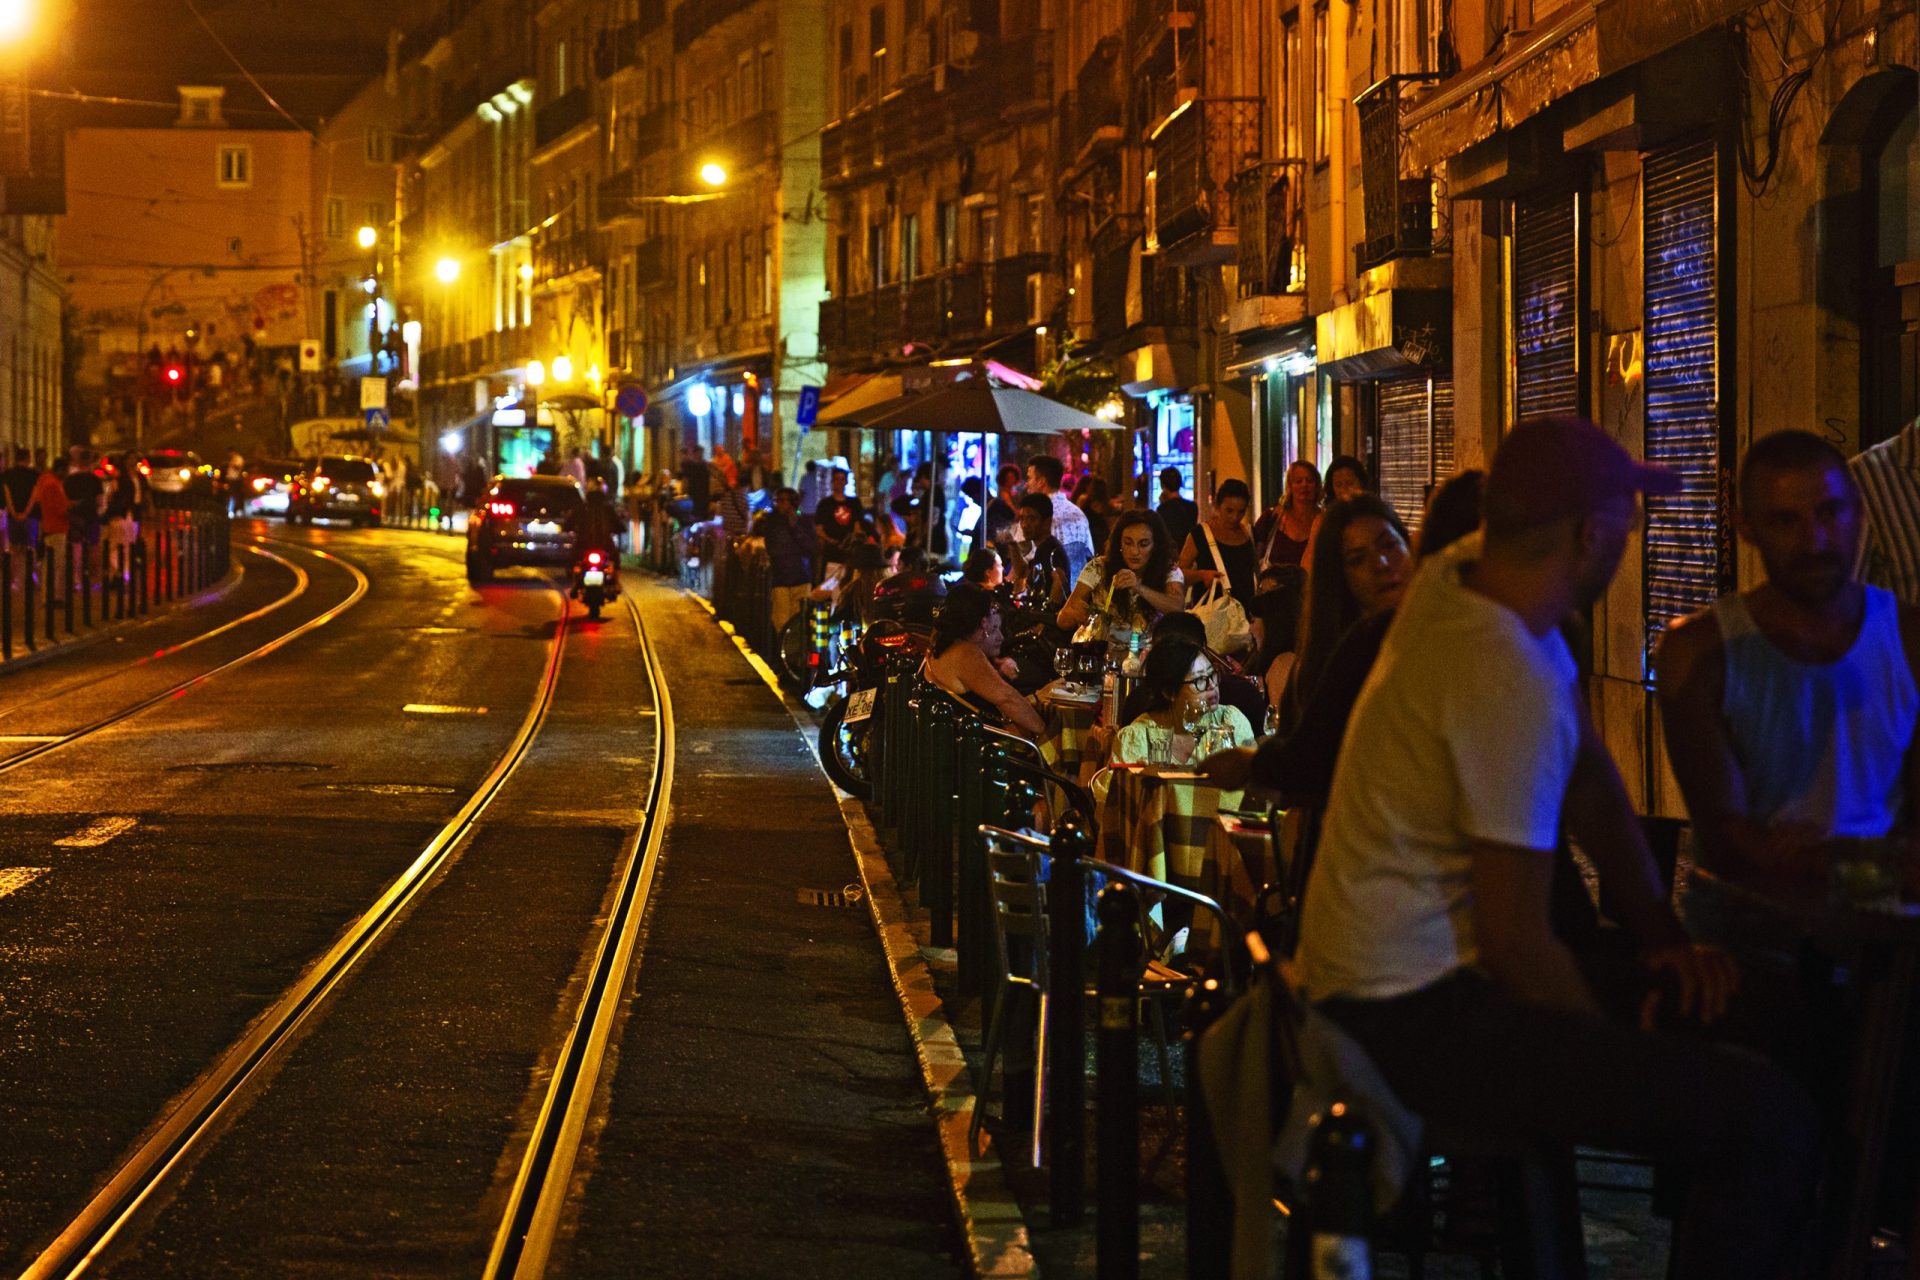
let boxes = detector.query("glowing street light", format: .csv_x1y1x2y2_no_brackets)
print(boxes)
434,256,460,284
526,359,547,387
699,162,727,188
551,354,575,383
0,0,33,43
517,262,534,283
356,225,377,249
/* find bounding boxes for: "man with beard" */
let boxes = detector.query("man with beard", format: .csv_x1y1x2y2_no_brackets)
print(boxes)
1300,417,1816,1279
1658,428,1920,898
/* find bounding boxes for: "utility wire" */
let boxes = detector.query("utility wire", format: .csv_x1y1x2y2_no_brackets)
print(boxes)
181,0,315,137
33,87,307,124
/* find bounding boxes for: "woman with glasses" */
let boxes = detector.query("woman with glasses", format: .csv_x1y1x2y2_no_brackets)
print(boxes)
1102,634,1254,774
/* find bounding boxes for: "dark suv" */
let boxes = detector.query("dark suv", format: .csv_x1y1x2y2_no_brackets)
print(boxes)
288,455,384,527
465,476,582,583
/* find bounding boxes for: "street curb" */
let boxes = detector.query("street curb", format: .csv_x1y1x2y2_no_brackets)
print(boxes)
680,586,1039,1280
0,562,246,679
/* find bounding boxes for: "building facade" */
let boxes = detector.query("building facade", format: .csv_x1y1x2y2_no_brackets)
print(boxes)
0,215,65,463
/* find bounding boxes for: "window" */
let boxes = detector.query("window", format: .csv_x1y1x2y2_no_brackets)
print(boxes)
555,40,569,96
702,248,714,326
761,50,775,112
935,200,957,267
974,206,999,262
217,145,252,188
720,74,734,123
1280,11,1302,159
364,126,391,164
365,202,385,234
762,234,773,314
869,5,888,93
1025,194,1045,255
838,25,856,110
1400,0,1450,75
325,197,347,240
1313,3,1330,164
835,234,851,294
868,217,889,287
739,53,757,114
901,212,920,281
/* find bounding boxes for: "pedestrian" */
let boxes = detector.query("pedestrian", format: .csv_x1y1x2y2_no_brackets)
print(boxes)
225,450,246,517
564,447,589,492
1251,459,1321,571
1298,415,1817,1280
64,447,105,593
811,459,865,575
1850,416,1920,604
1,447,40,590
753,487,817,633
984,462,1022,553
676,443,710,524
1009,492,1069,614
797,458,827,517
1023,455,1094,583
714,479,751,542
104,455,144,580
1178,477,1258,609
31,459,70,602
1154,466,1198,561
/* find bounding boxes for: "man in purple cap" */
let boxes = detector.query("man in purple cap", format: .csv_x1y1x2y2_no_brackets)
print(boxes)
1297,417,1819,1278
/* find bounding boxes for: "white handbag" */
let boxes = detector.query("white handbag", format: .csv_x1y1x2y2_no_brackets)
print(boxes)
1192,523,1254,653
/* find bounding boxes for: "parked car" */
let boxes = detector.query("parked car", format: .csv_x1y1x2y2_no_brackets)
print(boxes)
465,475,583,583
242,459,303,517
138,450,213,498
287,455,385,527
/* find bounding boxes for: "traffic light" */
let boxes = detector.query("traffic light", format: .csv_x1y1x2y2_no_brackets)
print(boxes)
163,364,183,387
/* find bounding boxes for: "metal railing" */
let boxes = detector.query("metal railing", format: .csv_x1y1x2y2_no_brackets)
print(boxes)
0,501,230,666
1233,158,1309,297
534,86,592,150
1151,96,1263,252
1355,74,1443,272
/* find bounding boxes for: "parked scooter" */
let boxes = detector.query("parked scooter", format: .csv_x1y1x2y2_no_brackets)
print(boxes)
817,617,929,799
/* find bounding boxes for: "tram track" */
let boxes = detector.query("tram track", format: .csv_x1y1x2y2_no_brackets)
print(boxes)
19,581,575,1280
0,540,369,777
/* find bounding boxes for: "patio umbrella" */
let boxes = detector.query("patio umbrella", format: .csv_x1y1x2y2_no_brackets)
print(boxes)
820,380,1121,435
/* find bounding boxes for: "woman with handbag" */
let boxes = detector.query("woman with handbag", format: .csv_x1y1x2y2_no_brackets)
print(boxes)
1055,509,1184,645
1179,478,1258,652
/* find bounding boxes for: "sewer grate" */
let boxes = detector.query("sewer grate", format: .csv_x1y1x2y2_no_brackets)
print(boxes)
307,782,462,797
168,761,330,774
797,885,866,909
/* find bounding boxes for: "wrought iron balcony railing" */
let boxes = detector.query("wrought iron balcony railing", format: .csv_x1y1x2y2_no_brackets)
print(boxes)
1150,96,1263,253
1354,74,1443,272
1232,159,1308,298
534,86,591,151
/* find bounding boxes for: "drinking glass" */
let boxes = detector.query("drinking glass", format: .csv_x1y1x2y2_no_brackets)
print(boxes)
1054,647,1076,684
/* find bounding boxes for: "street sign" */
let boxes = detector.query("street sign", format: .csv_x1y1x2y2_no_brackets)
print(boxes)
364,407,390,432
796,385,821,430
298,339,322,372
614,382,648,419
359,376,388,411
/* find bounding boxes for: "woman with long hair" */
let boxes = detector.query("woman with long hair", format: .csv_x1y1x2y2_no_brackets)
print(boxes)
1251,459,1321,571
923,582,1046,736
1282,495,1412,729
1078,476,1115,553
1178,477,1257,607
1056,509,1184,643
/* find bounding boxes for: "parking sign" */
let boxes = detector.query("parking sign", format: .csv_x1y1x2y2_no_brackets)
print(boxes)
796,385,821,430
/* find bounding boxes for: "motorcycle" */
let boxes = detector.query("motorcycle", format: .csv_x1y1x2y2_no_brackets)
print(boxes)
817,617,929,799
570,547,619,620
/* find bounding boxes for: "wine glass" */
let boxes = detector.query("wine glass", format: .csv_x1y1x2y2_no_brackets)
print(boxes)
1054,647,1076,686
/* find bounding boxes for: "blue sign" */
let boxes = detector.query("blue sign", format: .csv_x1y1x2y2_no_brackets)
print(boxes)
614,383,649,419
796,385,821,430
364,407,390,432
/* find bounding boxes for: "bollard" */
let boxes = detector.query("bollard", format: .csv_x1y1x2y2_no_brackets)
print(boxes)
22,549,35,650
1185,978,1234,1280
134,539,148,614
1094,881,1142,1280
80,540,92,629
43,542,55,637
1302,1100,1375,1280
1046,810,1091,1226
62,542,74,635
922,694,957,948
1,547,10,660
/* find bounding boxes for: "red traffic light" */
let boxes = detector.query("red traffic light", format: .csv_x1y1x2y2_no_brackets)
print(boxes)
164,365,183,384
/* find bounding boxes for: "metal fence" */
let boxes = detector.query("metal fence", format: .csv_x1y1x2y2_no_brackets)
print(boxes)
0,500,231,666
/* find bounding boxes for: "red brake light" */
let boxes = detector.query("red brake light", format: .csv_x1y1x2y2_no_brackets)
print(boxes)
586,551,603,565
876,633,912,648
487,501,515,518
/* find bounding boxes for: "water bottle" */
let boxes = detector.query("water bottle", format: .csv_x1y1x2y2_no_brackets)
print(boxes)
1304,1100,1374,1280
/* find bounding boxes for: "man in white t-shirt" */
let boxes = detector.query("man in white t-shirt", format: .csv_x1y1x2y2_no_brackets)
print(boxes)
1300,416,1818,1280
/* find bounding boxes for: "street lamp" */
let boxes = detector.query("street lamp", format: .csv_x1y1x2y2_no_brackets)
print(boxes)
526,359,546,387
551,354,574,383
0,0,32,43
434,256,460,284
356,225,377,249
699,162,727,188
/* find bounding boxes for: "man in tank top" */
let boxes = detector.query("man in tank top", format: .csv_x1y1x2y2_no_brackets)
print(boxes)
1657,429,1920,910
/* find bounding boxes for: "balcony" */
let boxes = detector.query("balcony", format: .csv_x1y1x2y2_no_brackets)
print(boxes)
989,253,1051,330
904,273,942,339
1151,96,1262,261
1355,74,1442,273
819,108,875,187
598,168,643,226
1066,37,1124,166
818,296,847,356
1090,222,1137,344
635,0,666,36
711,110,775,167
534,230,600,284
632,238,670,290
1232,160,1308,298
943,264,987,338
1130,0,1195,66
594,23,641,79
534,86,592,152
1138,253,1197,330
673,0,753,51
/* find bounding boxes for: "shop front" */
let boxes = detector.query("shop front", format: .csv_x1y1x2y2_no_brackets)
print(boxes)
1316,286,1454,532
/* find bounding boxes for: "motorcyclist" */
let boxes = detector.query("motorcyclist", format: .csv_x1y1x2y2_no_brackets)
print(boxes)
571,476,625,562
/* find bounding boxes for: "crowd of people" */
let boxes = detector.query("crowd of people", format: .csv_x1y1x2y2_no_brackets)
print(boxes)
0,445,151,594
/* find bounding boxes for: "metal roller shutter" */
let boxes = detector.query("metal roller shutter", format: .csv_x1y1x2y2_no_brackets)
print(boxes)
1513,190,1581,421
1642,140,1724,657
1377,374,1445,534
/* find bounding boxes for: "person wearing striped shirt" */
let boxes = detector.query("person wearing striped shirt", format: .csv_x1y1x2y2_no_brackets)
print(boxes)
1851,417,1920,604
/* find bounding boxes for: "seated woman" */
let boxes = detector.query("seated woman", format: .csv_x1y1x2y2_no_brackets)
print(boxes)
1056,509,1185,646
1105,633,1255,774
962,546,1004,588
922,582,1046,737
1148,610,1268,728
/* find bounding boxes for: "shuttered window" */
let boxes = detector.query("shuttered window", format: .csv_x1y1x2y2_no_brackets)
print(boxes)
1376,374,1454,534
1643,140,1725,658
1513,190,1581,421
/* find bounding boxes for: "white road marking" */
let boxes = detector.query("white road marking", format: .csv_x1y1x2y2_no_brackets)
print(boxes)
0,867,50,898
55,816,139,848
402,704,489,715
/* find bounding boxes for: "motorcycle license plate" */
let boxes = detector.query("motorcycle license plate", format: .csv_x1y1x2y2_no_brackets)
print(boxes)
582,569,605,586
844,688,877,724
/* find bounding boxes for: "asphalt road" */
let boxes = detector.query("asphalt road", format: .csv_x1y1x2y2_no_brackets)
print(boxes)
0,522,959,1278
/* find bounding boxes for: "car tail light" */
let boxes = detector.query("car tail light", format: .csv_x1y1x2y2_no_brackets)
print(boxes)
487,501,515,518
251,477,271,491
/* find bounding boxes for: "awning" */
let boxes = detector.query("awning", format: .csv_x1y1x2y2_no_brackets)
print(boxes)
1223,324,1317,378
1316,289,1451,381
1402,4,1600,176
1118,342,1202,399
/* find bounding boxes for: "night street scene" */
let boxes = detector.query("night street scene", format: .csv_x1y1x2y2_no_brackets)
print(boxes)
0,0,1916,1276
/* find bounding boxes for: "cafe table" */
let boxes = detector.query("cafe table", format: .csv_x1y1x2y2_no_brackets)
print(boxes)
1094,766,1246,897
1181,813,1286,959
1691,869,1920,1280
1035,680,1103,776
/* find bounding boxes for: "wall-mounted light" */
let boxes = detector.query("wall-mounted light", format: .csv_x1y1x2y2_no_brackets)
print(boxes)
434,256,460,284
527,359,547,387
699,162,727,187
552,354,575,382
687,382,712,417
